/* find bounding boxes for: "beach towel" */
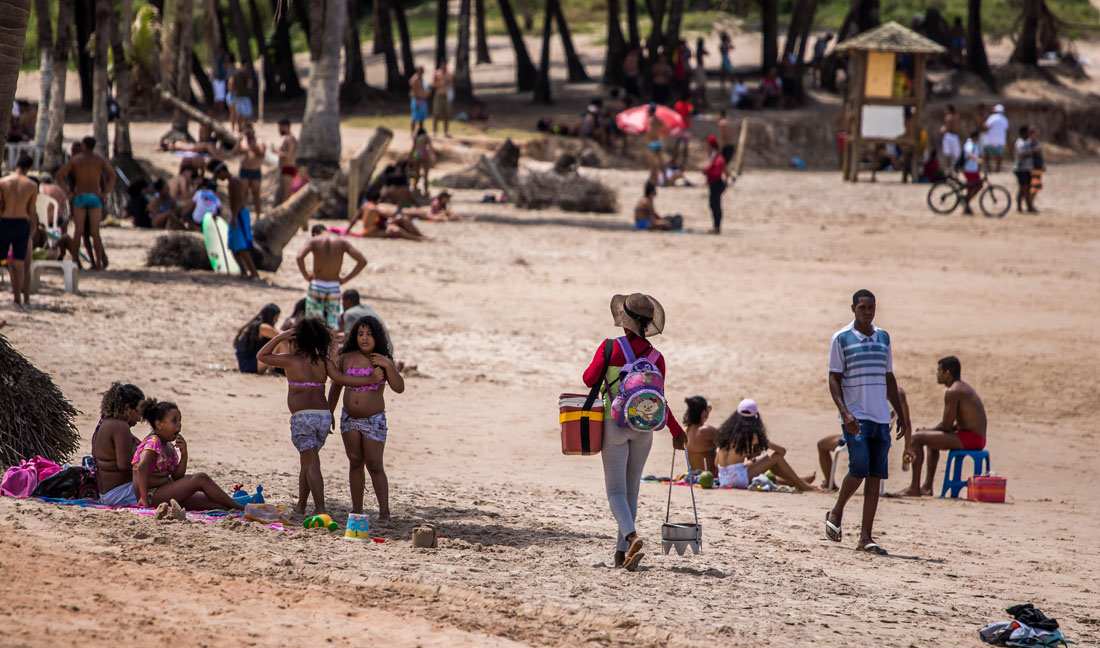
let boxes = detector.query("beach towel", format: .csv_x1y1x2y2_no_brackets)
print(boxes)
642,474,797,493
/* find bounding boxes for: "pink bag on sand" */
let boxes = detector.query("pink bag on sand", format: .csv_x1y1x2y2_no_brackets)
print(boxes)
1,461,39,498
29,456,61,482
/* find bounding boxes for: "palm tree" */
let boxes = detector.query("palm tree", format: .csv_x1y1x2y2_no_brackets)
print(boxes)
646,0,666,65
0,0,31,146
475,0,491,64
967,0,995,88
552,0,589,81
664,0,683,53
172,0,194,132
760,0,778,72
111,0,134,158
269,0,304,99
299,0,346,174
454,0,474,101
1011,0,1040,65
92,0,110,156
498,0,536,91
603,0,627,86
375,0,407,94
227,0,256,102
533,0,553,103
33,0,51,148
393,0,415,76
340,0,370,103
44,0,73,170
626,0,640,48
435,0,448,67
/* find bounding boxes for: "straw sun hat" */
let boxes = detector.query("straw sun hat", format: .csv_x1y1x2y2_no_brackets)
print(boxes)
610,293,665,337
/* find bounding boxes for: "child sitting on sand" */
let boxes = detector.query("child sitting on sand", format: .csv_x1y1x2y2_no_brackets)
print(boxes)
328,316,404,520
257,317,377,515
684,396,717,474
716,399,816,491
132,400,244,510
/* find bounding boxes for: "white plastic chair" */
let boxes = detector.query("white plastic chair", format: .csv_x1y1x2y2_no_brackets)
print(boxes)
29,194,79,294
827,443,886,495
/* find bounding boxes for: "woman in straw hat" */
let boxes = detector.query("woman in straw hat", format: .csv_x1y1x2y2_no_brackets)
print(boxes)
582,293,686,571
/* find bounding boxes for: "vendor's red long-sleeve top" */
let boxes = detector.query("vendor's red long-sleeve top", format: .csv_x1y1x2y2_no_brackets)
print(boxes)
582,331,684,437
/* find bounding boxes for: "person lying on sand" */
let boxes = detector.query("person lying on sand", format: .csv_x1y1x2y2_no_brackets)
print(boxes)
92,383,146,507
349,203,427,241
893,356,987,497
684,396,717,475
716,399,816,491
132,400,244,511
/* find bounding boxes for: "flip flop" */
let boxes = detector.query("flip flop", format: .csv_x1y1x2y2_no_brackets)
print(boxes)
623,552,645,572
624,536,644,562
825,512,842,542
857,542,888,555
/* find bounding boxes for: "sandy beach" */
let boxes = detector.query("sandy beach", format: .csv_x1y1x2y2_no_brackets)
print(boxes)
2,123,1099,645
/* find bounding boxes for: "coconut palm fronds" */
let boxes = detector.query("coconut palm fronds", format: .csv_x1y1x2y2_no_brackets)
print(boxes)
0,335,81,468
146,233,210,270
514,170,618,214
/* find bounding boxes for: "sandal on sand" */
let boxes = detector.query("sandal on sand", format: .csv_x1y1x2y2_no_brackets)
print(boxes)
623,552,645,572
825,512,842,542
624,536,644,561
857,542,888,555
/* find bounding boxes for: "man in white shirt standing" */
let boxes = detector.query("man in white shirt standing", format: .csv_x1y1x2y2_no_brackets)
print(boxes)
824,289,911,555
982,104,1010,173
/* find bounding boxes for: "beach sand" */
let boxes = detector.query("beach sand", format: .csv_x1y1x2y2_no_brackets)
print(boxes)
2,125,1099,645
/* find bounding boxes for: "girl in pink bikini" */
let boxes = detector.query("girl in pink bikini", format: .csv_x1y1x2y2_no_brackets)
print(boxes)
257,316,376,515
328,316,403,520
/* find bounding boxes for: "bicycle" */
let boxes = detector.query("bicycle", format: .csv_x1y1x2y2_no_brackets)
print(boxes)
926,171,1012,218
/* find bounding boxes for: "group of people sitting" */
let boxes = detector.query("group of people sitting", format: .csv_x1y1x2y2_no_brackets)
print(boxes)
349,158,462,242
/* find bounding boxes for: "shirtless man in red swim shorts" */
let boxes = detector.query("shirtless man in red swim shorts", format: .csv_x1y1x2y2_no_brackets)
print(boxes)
893,355,987,497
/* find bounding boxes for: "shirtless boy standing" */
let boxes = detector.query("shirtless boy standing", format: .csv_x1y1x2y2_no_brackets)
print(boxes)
56,136,116,270
410,67,429,134
644,104,664,186
276,118,298,204
0,155,38,306
893,356,987,497
296,224,368,330
232,125,265,218
212,162,259,279
431,62,453,137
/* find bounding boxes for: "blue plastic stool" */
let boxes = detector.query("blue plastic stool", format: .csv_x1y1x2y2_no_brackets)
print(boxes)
940,449,990,498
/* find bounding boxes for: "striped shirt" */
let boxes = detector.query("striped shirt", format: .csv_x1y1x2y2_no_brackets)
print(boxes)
829,321,893,424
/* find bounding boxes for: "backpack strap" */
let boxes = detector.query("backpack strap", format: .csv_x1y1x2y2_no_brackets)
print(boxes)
580,339,616,442
616,336,637,365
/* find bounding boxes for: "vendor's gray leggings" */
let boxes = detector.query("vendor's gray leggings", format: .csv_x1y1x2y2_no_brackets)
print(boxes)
601,418,653,552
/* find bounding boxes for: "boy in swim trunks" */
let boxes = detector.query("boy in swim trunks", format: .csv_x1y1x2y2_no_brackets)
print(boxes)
893,355,988,497
0,154,38,306
56,136,116,270
212,162,260,279
296,224,368,330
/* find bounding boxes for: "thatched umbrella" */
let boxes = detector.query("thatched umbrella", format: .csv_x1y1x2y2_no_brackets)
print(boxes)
0,335,81,468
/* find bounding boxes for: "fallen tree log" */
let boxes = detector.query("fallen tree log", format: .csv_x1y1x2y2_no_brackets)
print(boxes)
157,87,239,148
251,183,324,271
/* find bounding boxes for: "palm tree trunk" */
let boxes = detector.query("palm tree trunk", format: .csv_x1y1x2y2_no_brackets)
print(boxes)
552,0,589,81
299,0,346,174
227,0,256,102
474,0,491,63
269,0,304,98
498,0,536,91
173,0,194,131
626,0,640,48
646,0,665,66
293,0,311,43
1011,0,1039,64
375,0,406,94
92,0,110,156
435,0,448,68
45,0,73,170
966,0,995,88
33,0,52,148
760,0,778,72
112,0,134,157
0,0,31,146
795,0,819,64
247,0,277,104
454,0,474,101
603,0,627,85
664,0,683,53
533,0,553,103
340,0,370,103
393,0,415,76
76,0,94,110
251,184,323,270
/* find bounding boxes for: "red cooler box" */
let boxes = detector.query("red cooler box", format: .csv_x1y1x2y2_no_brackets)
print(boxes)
967,476,1006,502
559,393,604,455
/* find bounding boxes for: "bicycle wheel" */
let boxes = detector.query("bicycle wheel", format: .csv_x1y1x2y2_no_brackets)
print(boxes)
927,181,960,214
979,184,1012,218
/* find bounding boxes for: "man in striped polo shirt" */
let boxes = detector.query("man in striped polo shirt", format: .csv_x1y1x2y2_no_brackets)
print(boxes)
824,289,912,555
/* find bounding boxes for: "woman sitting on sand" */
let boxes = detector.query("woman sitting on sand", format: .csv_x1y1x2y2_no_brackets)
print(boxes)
234,303,281,374
716,399,816,491
92,383,146,507
428,191,462,221
583,293,686,571
256,317,377,515
684,396,717,474
634,182,676,231
350,203,427,241
132,400,244,511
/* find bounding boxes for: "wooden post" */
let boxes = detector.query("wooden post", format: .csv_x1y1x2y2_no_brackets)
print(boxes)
733,118,750,177
258,58,265,124
347,155,359,222
345,127,394,223
848,52,867,182
912,53,927,183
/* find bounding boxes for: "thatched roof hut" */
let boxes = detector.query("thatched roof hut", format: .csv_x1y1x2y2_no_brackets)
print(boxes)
0,335,80,467
835,21,948,55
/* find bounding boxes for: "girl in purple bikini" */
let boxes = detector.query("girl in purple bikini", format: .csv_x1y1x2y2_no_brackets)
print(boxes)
257,317,376,515
328,316,403,520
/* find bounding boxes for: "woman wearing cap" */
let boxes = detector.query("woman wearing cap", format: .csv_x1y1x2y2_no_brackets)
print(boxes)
582,294,686,571
715,399,817,491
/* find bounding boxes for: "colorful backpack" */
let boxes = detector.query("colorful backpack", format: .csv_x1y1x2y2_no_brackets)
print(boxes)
609,337,668,432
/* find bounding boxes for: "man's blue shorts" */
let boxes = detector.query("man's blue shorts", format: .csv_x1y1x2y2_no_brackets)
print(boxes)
411,98,428,123
227,208,253,252
842,420,891,480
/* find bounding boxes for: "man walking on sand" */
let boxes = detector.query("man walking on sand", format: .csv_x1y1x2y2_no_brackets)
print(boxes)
0,155,38,307
893,356,987,497
410,67,429,134
296,224,368,330
276,118,298,204
432,62,454,137
56,136,116,270
212,162,259,280
825,289,911,555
